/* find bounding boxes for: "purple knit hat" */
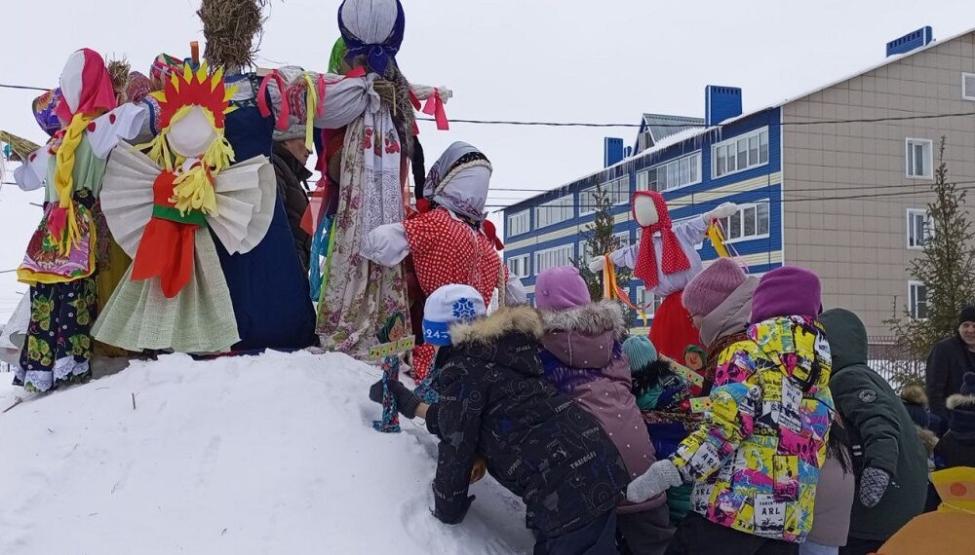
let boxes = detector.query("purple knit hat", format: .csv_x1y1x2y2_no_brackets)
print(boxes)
750,266,822,324
682,258,747,318
535,266,591,311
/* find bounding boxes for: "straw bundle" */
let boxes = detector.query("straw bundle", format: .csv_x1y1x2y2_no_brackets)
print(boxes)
197,0,269,70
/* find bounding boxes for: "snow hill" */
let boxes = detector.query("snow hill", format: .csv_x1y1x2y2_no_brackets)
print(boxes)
0,352,535,554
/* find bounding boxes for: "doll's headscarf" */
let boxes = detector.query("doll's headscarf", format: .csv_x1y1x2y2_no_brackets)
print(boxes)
56,48,117,123
338,0,405,76
32,88,62,137
422,141,492,223
633,191,691,289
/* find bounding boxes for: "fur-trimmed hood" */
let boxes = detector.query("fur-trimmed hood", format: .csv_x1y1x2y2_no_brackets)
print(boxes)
540,300,628,339
947,393,975,412
900,384,929,407
449,305,543,347
539,301,626,371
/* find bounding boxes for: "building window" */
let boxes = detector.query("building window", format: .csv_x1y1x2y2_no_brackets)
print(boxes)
507,210,530,237
717,202,770,243
636,170,650,191
580,176,630,215
534,244,574,275
963,73,975,101
909,281,928,320
506,254,530,279
712,128,769,178
907,209,934,249
906,138,933,179
646,152,702,192
535,197,574,229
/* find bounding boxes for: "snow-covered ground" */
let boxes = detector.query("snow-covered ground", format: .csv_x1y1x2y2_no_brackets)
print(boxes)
0,352,534,554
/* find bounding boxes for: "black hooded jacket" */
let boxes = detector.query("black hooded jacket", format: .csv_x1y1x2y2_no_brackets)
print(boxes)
821,308,928,541
425,306,629,536
925,334,975,421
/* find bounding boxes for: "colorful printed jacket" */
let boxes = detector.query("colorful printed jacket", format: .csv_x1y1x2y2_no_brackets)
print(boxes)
670,316,833,543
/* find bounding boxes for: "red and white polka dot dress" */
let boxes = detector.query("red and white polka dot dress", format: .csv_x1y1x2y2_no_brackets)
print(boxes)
404,208,503,378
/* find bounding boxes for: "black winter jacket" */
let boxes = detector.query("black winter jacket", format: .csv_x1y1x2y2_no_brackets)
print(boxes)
425,305,629,536
925,335,975,421
821,309,928,542
935,392,975,469
270,143,312,273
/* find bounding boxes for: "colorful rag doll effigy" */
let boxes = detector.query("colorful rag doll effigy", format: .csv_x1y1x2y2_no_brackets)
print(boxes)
194,0,450,355
92,63,277,354
593,191,738,370
13,48,150,392
314,0,455,360
360,142,512,380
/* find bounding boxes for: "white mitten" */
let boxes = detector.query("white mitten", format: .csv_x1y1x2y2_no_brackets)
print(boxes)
588,255,607,273
704,202,738,221
626,459,683,503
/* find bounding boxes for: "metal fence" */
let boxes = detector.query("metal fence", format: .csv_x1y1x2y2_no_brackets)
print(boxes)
868,336,925,389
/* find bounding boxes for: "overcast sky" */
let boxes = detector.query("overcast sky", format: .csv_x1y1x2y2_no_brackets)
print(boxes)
1,0,974,315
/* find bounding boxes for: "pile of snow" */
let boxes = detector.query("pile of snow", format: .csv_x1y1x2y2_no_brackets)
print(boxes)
0,352,534,554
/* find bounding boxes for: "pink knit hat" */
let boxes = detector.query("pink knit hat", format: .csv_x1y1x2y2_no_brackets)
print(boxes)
750,266,822,324
682,258,747,318
535,266,592,311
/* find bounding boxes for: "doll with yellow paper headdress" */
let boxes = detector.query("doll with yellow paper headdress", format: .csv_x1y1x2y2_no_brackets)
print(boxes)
91,63,276,354
876,467,975,554
14,49,150,393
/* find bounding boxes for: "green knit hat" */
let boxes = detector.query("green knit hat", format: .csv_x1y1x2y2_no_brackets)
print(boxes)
623,336,658,372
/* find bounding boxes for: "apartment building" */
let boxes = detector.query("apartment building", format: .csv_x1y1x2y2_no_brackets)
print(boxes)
503,26,975,336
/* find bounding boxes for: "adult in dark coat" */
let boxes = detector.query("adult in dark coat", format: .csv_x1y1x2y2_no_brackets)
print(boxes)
925,305,975,422
820,309,929,555
373,304,630,554
270,138,313,274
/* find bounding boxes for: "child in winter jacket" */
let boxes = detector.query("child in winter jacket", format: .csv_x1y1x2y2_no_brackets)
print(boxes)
900,384,946,438
935,371,975,469
369,284,630,554
534,266,674,554
802,416,856,555
622,335,697,525
627,266,834,554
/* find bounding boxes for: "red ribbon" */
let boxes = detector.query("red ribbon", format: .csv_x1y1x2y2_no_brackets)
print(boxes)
422,91,450,131
257,70,291,131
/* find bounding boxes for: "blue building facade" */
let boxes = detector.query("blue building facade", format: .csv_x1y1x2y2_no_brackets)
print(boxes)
503,88,784,318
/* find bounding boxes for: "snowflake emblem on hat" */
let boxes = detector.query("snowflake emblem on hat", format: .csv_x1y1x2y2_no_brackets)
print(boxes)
452,298,477,321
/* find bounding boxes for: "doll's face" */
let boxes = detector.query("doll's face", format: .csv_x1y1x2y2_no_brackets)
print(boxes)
685,352,704,371
59,50,86,115
167,107,217,159
633,195,660,227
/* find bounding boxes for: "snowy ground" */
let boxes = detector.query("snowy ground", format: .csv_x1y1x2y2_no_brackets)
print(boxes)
0,352,534,554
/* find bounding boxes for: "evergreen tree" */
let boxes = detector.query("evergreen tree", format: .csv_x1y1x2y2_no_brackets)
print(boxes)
889,138,975,383
572,184,632,303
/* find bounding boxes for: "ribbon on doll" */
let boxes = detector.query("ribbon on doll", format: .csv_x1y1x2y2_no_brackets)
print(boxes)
421,90,449,131
257,70,291,131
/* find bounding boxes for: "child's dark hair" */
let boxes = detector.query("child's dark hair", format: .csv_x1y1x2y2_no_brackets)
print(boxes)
826,420,853,474
631,359,673,398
